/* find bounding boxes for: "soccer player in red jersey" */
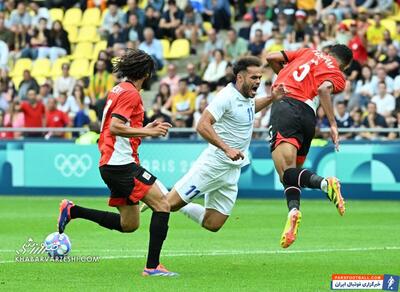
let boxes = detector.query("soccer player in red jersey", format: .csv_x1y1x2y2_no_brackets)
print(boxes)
57,49,178,276
265,44,353,248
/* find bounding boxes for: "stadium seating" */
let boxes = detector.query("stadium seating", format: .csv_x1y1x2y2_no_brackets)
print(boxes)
64,25,78,43
92,41,107,59
70,58,90,78
70,42,94,60
49,8,64,22
77,26,100,43
10,58,32,77
80,8,101,26
381,18,396,37
63,8,83,27
160,39,171,59
167,39,190,59
31,58,52,78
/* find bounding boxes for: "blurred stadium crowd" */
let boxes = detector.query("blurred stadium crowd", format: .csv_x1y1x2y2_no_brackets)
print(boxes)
0,0,399,140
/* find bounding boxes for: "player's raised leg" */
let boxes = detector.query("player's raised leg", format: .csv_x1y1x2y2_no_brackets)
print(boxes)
141,183,178,277
272,142,302,248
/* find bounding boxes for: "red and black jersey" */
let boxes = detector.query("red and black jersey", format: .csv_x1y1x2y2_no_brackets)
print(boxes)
98,81,145,166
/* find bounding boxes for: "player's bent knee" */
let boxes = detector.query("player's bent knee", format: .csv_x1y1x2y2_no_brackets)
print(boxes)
151,197,171,213
120,220,139,233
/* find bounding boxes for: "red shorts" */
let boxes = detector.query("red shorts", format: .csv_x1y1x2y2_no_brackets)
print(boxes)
99,163,156,207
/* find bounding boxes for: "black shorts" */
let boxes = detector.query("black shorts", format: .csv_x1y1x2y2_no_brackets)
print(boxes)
99,163,157,207
269,97,316,163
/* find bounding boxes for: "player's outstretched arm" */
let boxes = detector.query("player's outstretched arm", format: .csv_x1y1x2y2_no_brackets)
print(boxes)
197,110,244,161
265,51,286,74
110,117,172,138
255,84,288,113
318,81,340,151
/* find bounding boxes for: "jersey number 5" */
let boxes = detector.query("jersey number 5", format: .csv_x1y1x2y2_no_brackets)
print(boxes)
293,59,318,82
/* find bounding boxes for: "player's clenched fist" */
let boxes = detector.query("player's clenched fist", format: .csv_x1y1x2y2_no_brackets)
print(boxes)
224,147,245,161
145,121,172,137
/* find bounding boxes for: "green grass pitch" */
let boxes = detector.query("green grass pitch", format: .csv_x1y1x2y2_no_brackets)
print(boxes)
0,197,399,291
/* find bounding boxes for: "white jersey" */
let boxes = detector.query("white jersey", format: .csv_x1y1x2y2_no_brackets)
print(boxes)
205,83,255,167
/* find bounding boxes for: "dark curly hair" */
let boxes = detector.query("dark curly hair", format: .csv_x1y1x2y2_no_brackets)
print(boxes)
329,44,353,70
112,49,155,81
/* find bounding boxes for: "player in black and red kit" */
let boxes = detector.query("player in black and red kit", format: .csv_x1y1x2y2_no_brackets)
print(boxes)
265,45,353,248
57,49,178,276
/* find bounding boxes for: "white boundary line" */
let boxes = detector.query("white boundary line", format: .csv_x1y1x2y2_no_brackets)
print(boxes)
1,246,399,264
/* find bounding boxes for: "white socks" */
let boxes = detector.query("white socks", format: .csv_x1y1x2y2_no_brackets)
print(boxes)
179,203,205,225
321,179,328,193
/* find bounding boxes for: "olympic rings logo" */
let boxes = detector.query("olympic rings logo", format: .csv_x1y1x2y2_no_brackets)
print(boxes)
54,154,92,178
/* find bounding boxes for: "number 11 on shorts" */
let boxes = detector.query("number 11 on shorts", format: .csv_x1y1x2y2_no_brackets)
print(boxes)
185,185,201,200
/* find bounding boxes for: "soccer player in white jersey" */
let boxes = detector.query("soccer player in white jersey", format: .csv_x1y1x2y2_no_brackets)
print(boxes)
162,57,283,231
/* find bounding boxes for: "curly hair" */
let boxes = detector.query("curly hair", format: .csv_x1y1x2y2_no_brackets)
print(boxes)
112,49,155,81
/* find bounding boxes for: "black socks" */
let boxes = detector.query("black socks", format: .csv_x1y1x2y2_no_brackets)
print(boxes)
70,205,123,232
283,168,324,189
284,186,301,211
146,212,170,269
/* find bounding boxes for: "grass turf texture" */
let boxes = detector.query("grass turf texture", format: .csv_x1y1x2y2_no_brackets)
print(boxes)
0,197,399,292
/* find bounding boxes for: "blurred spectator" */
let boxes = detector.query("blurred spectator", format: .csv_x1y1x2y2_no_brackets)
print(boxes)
361,102,388,139
0,14,13,48
57,92,79,115
324,13,337,41
291,10,309,46
273,0,296,25
3,101,24,139
169,114,192,138
216,62,234,87
250,7,273,42
248,29,265,57
8,2,31,29
171,79,196,126
39,20,70,62
54,63,76,97
379,44,400,79
388,111,400,140
177,5,203,53
203,49,227,85
149,103,171,125
88,60,115,103
100,1,126,36
334,80,353,107
0,109,8,139
182,62,202,91
37,83,53,103
344,58,361,82
371,82,395,117
159,0,184,39
0,81,10,111
203,0,231,31
0,40,8,69
139,27,164,70
107,22,125,49
21,17,50,60
320,0,352,21
124,14,144,46
336,22,351,45
3,0,16,20
20,89,45,137
315,106,330,139
372,66,394,94
355,65,375,109
335,101,353,140
10,24,28,57
367,13,385,47
304,9,324,41
348,21,368,65
45,97,69,138
226,28,248,60
202,28,224,62
276,13,293,36
87,0,107,11
193,97,207,127
144,6,161,37
96,50,113,73
251,0,273,22
126,0,145,27
195,80,214,110
374,29,393,59
161,64,180,96
367,0,393,14
154,83,172,110
73,86,91,129
30,2,50,29
18,70,39,100
239,13,253,41
395,75,400,104
264,30,286,53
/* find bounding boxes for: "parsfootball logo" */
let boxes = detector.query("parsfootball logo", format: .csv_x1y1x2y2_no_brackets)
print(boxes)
54,154,92,177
